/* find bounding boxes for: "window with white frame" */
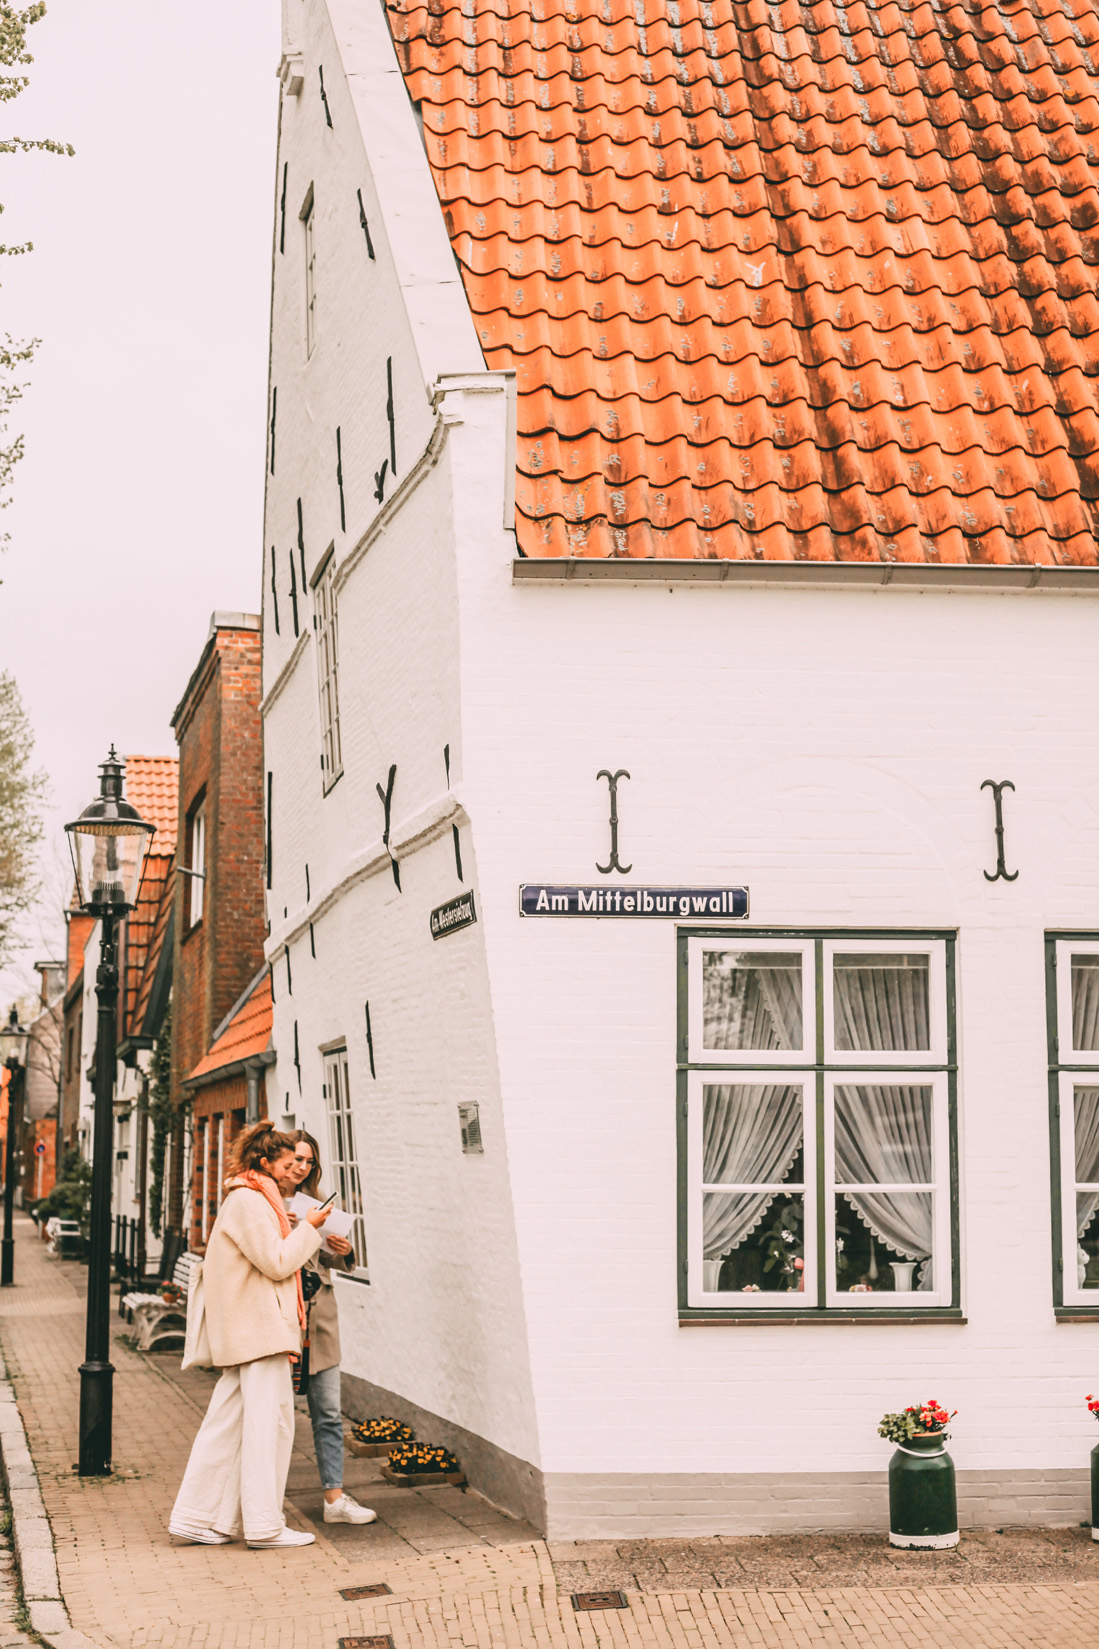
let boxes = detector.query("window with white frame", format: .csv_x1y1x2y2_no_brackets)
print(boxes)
680,931,958,1316
322,1046,368,1276
313,552,342,789
187,803,205,928
303,191,317,355
1048,937,1099,1309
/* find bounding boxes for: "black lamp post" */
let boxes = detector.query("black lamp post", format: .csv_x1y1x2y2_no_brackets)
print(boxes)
65,749,155,1477
0,1008,29,1288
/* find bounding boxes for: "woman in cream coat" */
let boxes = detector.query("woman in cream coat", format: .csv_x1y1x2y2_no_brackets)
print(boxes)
169,1122,331,1549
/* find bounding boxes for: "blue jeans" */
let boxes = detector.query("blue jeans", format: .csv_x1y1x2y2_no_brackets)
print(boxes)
305,1364,345,1490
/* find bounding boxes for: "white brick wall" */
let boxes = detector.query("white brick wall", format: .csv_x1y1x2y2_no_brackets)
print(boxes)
462,566,1099,1481
262,0,1099,1522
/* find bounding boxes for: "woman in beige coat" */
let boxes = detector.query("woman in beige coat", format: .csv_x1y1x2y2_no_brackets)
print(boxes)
169,1122,331,1549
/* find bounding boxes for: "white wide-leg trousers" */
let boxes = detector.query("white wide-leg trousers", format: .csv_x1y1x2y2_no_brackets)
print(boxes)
170,1352,294,1541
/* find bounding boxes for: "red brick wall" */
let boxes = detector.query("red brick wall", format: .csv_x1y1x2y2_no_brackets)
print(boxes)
66,913,94,991
22,1119,56,1204
170,624,266,1230
190,1076,252,1251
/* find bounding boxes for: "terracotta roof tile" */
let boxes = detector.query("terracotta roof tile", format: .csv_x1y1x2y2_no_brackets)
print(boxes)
386,0,1099,562
187,969,272,1084
124,852,172,1037
123,756,178,854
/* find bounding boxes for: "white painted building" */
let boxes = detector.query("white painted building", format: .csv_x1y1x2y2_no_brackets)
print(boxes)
260,0,1099,1534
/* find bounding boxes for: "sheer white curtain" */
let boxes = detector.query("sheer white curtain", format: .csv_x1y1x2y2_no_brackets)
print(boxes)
701,956,805,1266
834,1084,933,1286
833,956,929,1052
833,958,934,1289
1072,960,1099,1053
703,955,802,1051
1075,1087,1099,1237
703,1084,802,1260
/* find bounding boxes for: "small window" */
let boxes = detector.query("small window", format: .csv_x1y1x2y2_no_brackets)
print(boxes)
682,930,957,1317
1048,938,1099,1309
186,803,205,928
323,1046,367,1275
303,190,317,355
313,552,342,789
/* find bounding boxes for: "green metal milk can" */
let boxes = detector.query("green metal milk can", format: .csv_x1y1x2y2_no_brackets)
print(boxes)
888,1432,959,1549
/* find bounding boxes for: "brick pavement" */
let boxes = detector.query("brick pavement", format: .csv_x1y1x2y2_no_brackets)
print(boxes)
1,1217,1099,1648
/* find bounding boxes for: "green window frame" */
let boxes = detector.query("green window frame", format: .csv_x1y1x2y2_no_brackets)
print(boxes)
1045,933,1099,1317
677,928,961,1323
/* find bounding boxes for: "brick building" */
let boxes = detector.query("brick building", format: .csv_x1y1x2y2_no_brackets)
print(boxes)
169,613,266,1235
183,966,273,1250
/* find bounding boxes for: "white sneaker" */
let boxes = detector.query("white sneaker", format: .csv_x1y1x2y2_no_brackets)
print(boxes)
324,1494,377,1525
169,1523,233,1545
246,1527,316,1548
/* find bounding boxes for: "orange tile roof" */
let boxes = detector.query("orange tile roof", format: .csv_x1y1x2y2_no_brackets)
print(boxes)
132,863,173,1039
187,968,272,1084
125,851,173,1037
387,0,1099,564
124,756,178,854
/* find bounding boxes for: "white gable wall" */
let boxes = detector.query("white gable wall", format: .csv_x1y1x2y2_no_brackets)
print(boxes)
261,0,543,1516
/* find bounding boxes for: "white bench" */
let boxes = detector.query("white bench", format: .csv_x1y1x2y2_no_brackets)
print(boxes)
124,1253,201,1352
46,1219,83,1258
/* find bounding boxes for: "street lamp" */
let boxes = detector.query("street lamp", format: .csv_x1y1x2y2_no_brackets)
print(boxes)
0,1008,29,1288
65,749,155,1477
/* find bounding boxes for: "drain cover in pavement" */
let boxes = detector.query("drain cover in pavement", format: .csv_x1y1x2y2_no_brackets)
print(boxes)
339,1638,395,1649
571,1591,629,1611
340,1585,393,1600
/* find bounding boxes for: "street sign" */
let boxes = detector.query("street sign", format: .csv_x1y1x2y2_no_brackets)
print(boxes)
520,885,749,919
430,890,477,940
33,1142,46,1156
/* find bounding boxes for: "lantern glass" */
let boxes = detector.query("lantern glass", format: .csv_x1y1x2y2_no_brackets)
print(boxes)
67,821,152,912
65,750,156,915
0,1010,28,1067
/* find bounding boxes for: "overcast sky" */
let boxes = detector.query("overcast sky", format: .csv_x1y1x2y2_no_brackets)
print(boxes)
1,0,279,1001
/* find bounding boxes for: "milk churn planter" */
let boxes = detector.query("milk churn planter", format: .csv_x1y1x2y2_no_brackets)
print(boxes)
1085,1394,1099,1540
878,1401,959,1549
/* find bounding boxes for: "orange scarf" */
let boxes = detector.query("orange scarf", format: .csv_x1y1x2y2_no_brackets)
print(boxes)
238,1169,306,1332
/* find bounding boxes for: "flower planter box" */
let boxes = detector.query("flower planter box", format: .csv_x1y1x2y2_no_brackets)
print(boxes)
380,1465,466,1489
347,1436,399,1458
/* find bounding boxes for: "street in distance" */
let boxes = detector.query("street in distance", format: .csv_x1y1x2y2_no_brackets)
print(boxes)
519,885,749,918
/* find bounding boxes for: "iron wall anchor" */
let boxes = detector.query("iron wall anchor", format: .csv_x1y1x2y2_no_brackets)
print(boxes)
981,778,1018,882
597,768,632,875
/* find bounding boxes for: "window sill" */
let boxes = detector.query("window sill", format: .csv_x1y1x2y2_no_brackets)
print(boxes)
1055,1309,1099,1322
334,1270,370,1287
322,768,344,797
679,1311,966,1326
181,919,204,945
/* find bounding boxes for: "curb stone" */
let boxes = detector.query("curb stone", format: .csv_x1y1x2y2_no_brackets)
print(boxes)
0,1349,105,1649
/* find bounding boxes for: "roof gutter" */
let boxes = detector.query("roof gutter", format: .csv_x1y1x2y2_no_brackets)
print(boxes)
182,1048,275,1095
513,559,1099,592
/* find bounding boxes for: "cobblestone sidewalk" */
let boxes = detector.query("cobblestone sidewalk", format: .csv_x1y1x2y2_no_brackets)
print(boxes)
1,1216,1099,1648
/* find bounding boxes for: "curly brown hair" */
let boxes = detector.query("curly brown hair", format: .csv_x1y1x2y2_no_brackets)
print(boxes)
224,1120,295,1180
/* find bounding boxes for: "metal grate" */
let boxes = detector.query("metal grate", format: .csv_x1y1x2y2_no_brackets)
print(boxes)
339,1638,395,1649
339,1585,393,1601
571,1591,629,1611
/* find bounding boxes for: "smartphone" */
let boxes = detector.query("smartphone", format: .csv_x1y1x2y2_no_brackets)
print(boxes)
316,1191,338,1212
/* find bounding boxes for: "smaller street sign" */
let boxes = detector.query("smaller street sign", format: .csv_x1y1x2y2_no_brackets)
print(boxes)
430,890,477,940
520,885,748,919
34,1142,46,1156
